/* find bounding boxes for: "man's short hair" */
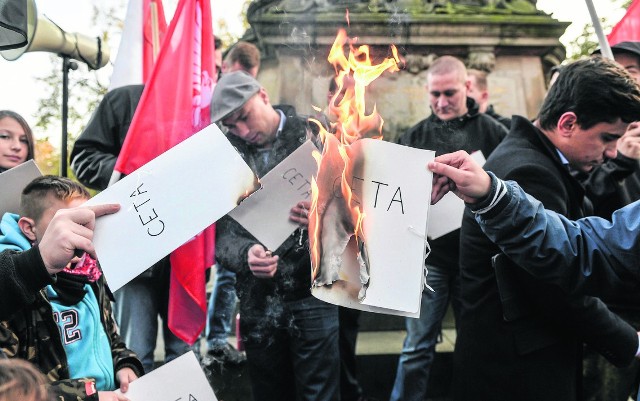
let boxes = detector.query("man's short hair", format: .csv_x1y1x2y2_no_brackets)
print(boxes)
20,176,90,222
224,41,261,73
427,55,467,82
538,57,640,131
467,68,488,91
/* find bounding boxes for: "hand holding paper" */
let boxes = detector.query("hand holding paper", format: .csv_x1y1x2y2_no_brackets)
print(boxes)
248,244,279,278
290,200,311,226
39,204,121,275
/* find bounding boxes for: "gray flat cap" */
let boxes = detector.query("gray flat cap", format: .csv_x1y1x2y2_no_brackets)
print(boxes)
211,71,261,122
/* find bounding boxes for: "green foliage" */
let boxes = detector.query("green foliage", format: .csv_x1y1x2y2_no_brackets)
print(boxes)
566,18,612,60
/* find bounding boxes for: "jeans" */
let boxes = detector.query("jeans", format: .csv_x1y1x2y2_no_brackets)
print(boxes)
390,264,461,401
242,296,340,401
205,264,238,348
113,258,191,373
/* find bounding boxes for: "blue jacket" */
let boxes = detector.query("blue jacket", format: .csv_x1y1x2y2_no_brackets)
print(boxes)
474,175,640,297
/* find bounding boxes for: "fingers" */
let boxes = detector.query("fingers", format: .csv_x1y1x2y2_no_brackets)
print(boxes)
89,203,121,218
289,201,310,225
619,123,640,159
248,244,279,278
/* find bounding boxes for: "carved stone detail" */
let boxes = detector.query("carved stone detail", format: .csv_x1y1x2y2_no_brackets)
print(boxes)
467,47,496,72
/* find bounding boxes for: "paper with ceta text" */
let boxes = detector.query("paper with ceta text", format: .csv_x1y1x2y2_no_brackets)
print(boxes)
228,140,318,251
84,124,259,291
311,138,434,317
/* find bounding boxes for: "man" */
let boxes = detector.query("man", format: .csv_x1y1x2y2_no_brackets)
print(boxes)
582,42,640,401
221,41,261,77
211,71,339,401
587,41,640,218
466,68,511,129
390,55,507,401
205,39,263,368
454,56,640,401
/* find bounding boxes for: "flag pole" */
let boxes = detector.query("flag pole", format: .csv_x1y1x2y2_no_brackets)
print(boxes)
150,1,160,62
585,0,614,60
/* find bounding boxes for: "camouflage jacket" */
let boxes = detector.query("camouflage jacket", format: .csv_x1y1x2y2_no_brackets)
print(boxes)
0,271,144,401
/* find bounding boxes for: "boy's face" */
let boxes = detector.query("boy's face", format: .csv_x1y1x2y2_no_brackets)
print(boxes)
20,195,87,245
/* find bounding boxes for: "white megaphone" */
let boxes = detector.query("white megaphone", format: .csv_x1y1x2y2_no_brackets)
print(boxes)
0,0,109,69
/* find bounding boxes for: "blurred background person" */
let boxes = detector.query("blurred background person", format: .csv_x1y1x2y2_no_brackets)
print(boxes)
0,110,35,173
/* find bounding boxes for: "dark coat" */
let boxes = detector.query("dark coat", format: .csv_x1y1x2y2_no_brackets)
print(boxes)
70,84,144,191
214,105,317,333
0,248,143,401
454,116,639,401
398,98,508,270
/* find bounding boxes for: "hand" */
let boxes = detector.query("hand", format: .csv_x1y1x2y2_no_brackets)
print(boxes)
289,201,311,226
116,367,138,393
38,204,120,275
247,244,279,278
98,391,130,401
617,122,640,159
427,150,491,204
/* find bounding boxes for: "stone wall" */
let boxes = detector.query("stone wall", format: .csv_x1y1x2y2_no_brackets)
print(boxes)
246,0,569,141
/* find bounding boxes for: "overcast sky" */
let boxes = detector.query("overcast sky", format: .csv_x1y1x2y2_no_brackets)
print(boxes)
0,0,627,144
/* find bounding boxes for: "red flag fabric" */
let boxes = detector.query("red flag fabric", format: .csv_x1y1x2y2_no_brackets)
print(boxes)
114,0,216,345
109,0,167,91
608,0,640,45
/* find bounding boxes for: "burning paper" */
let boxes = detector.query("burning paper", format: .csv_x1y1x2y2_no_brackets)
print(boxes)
309,28,433,317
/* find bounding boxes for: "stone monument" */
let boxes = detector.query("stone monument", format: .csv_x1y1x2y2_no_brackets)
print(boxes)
243,0,569,141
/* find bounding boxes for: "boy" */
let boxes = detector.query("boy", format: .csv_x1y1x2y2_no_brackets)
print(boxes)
0,176,143,401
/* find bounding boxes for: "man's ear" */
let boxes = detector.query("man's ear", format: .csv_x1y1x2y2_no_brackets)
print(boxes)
258,87,269,104
17,217,37,243
557,112,578,137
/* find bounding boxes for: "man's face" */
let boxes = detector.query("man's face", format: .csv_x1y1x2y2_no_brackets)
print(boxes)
222,91,276,147
563,119,628,172
428,71,469,121
614,52,640,84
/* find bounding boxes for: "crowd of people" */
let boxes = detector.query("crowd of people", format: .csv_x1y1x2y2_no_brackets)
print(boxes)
3,31,640,401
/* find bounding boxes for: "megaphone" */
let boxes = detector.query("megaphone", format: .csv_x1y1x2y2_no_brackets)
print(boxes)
0,0,109,69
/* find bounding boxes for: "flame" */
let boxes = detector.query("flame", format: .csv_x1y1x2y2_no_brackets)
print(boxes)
310,27,400,283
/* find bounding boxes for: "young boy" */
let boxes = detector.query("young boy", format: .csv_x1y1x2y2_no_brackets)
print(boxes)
0,176,143,401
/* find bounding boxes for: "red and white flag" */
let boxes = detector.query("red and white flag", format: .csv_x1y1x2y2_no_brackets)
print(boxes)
109,0,167,91
608,0,640,45
113,0,217,345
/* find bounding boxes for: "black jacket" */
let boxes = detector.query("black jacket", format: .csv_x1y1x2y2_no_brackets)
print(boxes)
215,105,316,331
454,116,638,401
397,98,508,270
70,85,144,190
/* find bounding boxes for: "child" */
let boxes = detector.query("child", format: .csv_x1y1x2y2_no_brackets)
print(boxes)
0,359,53,401
0,176,143,401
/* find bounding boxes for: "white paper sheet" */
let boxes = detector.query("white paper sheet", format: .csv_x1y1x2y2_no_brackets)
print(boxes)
427,151,486,239
311,138,434,317
0,160,42,216
228,140,319,251
115,351,217,401
84,124,258,291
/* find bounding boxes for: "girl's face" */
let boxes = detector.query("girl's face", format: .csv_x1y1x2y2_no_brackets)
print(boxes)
0,116,29,170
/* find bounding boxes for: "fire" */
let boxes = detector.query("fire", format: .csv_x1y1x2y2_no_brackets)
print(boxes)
309,27,400,284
